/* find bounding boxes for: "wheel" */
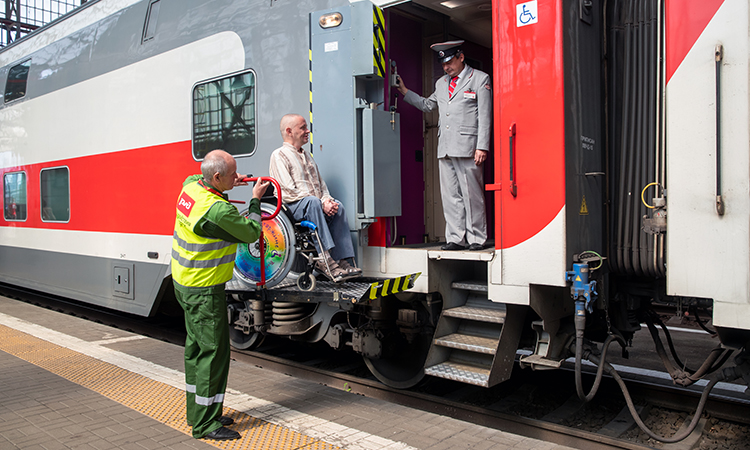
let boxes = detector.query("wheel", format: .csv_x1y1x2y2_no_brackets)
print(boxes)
227,302,265,350
234,203,296,288
229,327,265,350
363,328,432,389
297,273,316,291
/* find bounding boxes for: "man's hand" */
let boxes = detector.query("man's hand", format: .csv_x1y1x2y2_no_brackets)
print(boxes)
233,174,249,187
252,180,270,200
474,149,488,166
322,198,339,216
396,75,408,95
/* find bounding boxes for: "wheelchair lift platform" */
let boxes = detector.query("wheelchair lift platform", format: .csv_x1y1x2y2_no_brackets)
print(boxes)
226,272,420,306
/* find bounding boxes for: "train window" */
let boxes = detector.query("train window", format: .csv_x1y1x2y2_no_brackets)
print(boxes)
40,167,70,222
142,0,161,43
3,172,27,221
4,60,30,103
192,71,257,159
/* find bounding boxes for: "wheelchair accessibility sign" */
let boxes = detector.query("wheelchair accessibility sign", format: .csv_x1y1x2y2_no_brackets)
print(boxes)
517,1,538,27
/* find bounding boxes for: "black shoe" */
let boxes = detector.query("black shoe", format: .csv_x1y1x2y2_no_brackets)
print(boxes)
468,243,485,251
218,416,234,426
203,426,241,440
441,242,467,251
187,415,234,427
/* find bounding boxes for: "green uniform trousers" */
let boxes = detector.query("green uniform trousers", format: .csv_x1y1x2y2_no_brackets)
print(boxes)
174,283,230,438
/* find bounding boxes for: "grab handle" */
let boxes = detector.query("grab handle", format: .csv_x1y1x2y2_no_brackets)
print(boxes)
242,176,282,220
509,122,517,197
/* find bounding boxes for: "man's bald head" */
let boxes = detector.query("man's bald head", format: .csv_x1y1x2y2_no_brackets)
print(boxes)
279,114,310,150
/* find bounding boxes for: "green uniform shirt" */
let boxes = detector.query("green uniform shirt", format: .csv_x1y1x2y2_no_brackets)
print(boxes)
183,175,262,244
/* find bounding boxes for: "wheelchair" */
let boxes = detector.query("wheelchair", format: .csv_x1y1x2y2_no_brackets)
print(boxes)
232,191,336,292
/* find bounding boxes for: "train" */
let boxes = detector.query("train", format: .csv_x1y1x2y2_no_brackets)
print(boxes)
2,0,750,440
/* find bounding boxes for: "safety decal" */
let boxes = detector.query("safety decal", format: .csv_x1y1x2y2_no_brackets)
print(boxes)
366,272,421,300
373,5,386,78
579,195,589,216
516,0,538,27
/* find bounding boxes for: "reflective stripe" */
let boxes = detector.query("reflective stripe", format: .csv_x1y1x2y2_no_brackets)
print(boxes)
195,392,225,406
185,384,225,406
171,249,236,269
247,212,261,223
173,231,235,252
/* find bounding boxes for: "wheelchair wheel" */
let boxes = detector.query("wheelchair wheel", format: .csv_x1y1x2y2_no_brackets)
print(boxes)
296,272,316,291
234,202,296,288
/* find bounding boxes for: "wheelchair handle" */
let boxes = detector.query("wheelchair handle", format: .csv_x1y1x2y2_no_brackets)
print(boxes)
242,176,282,220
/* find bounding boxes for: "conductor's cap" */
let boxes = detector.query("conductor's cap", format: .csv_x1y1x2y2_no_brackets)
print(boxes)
431,40,464,63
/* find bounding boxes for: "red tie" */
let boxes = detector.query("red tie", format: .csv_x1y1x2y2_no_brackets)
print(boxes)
448,76,457,97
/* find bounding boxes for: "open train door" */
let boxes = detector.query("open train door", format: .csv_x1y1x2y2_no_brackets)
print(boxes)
376,0,495,246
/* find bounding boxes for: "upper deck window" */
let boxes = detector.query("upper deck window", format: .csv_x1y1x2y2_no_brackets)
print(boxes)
4,60,30,103
40,167,70,222
192,71,257,160
3,172,27,221
142,0,161,43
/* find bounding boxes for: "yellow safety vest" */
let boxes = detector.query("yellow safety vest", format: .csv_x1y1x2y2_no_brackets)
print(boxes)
171,181,238,287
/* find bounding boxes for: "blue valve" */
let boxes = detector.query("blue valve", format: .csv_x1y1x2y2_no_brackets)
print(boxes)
566,263,597,313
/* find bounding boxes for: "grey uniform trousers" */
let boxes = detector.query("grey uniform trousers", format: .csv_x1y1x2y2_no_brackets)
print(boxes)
440,156,487,246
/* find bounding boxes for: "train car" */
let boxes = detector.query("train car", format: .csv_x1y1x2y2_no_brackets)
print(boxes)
2,0,750,428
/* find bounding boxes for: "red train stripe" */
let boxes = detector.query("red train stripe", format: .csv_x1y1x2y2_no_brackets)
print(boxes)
1,141,201,235
666,0,724,83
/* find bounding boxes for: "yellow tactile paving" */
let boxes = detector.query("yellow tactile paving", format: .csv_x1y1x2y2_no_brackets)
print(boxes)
0,324,342,450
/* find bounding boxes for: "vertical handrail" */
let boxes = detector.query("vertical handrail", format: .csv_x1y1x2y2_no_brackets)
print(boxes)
715,44,725,216
509,122,517,197
240,176,282,287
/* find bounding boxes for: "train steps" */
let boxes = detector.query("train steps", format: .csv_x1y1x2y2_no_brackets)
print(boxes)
424,280,526,387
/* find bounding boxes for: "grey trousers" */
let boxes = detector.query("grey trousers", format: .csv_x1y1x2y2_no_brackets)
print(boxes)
439,156,487,246
287,196,355,261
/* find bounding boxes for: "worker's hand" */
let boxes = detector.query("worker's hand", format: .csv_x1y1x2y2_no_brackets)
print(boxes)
252,179,270,199
322,198,339,216
233,174,250,187
395,75,408,95
474,149,488,166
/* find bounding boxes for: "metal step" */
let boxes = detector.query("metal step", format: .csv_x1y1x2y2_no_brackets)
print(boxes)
424,361,491,387
434,333,499,355
451,280,487,292
442,303,507,323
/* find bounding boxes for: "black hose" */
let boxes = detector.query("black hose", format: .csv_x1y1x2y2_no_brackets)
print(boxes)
645,311,729,385
576,333,627,401
587,353,740,442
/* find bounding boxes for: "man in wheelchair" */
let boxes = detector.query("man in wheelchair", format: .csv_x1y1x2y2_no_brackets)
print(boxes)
269,114,361,283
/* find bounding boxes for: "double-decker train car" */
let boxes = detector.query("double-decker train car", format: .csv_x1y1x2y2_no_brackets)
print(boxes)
2,0,750,436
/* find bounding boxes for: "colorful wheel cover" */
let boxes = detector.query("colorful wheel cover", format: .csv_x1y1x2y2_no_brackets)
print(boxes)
234,211,292,286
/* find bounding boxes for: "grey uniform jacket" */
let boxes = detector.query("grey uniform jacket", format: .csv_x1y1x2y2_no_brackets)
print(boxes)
403,65,491,158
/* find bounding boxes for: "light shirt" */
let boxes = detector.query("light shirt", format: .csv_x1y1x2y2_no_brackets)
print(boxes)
269,142,333,204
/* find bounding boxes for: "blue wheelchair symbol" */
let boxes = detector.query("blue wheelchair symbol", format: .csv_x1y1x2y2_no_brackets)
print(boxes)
519,5,536,24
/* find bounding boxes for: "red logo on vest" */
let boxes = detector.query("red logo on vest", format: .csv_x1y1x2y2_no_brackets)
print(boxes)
177,192,195,217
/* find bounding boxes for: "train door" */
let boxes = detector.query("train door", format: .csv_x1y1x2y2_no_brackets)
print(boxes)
383,1,495,246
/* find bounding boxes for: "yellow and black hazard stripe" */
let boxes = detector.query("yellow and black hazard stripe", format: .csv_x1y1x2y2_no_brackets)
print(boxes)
372,5,386,78
364,272,421,301
308,48,314,150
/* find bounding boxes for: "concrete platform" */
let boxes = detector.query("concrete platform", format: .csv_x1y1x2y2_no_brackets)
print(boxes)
0,295,574,450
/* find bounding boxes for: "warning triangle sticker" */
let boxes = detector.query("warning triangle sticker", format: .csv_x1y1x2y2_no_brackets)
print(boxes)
580,195,589,215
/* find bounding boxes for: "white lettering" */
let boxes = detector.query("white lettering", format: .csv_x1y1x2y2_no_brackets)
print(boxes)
179,198,192,209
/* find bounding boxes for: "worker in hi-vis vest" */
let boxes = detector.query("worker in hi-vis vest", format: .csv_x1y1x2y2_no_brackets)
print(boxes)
171,149,269,440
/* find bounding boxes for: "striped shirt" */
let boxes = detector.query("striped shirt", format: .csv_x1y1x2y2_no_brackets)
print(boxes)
269,142,333,204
